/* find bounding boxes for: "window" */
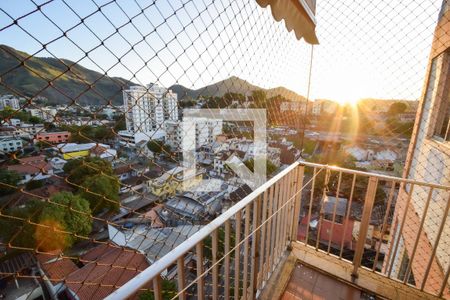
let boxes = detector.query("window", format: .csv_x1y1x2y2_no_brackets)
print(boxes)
431,50,450,142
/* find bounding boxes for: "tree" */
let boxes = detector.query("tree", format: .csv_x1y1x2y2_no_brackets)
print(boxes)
25,180,44,190
0,169,21,196
244,158,278,176
0,199,43,248
64,157,114,186
37,192,92,251
0,192,92,251
387,102,407,116
79,174,120,213
251,90,267,108
28,115,44,124
147,140,170,154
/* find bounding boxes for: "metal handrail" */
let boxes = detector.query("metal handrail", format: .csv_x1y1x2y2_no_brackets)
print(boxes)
299,161,450,190
106,160,450,299
105,161,301,299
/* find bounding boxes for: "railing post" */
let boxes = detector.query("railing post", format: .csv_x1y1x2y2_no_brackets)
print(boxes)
352,177,378,280
177,257,186,300
196,242,204,300
152,275,162,300
290,165,305,246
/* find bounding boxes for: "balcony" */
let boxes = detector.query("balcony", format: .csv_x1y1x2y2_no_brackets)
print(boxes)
104,161,450,300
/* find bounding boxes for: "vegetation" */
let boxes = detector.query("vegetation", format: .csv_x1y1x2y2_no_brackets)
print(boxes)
80,174,120,213
388,102,408,116
138,280,178,300
0,169,21,196
147,139,171,154
64,157,114,186
62,124,115,143
0,192,92,251
309,151,386,204
25,180,44,190
244,158,278,176
63,157,119,213
0,45,133,105
0,107,43,124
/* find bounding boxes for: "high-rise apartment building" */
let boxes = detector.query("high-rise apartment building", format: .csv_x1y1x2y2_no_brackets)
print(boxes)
120,83,178,145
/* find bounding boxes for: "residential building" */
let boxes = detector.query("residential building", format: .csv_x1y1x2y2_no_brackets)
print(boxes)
148,166,204,197
389,2,450,295
7,155,53,184
165,118,223,151
0,94,20,110
36,244,150,300
108,224,200,279
120,83,178,144
49,157,67,173
53,142,116,160
28,107,57,122
35,131,71,144
17,123,45,137
0,136,23,153
280,101,307,113
312,99,339,116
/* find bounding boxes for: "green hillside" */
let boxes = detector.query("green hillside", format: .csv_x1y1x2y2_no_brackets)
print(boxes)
0,45,134,105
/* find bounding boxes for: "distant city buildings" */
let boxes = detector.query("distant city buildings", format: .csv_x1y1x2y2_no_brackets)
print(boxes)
312,99,339,116
27,107,57,122
0,94,21,110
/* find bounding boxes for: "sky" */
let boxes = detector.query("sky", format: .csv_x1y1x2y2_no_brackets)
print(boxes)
0,0,443,104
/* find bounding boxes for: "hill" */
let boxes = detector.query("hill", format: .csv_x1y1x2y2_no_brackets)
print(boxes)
0,45,134,105
170,76,306,102
0,45,306,105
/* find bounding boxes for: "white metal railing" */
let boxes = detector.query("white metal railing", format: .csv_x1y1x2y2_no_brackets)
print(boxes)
106,161,450,299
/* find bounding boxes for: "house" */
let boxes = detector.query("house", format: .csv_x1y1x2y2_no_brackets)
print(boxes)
35,131,70,144
49,157,67,173
36,244,150,300
161,185,226,225
148,166,204,197
0,136,23,154
53,142,115,160
89,144,117,161
297,216,354,250
108,224,201,280
322,195,348,224
7,155,53,184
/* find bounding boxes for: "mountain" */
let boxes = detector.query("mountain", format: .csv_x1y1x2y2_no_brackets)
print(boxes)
0,45,306,105
0,45,134,105
169,76,306,102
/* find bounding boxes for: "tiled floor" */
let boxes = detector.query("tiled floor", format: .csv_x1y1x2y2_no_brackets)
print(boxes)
281,263,362,300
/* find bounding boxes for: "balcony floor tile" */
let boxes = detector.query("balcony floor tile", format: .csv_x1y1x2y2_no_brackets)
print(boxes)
282,263,362,300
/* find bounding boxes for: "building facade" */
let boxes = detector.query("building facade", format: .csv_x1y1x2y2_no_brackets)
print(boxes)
165,118,223,152
35,131,71,144
389,1,450,296
0,95,20,110
0,136,23,153
121,84,178,144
